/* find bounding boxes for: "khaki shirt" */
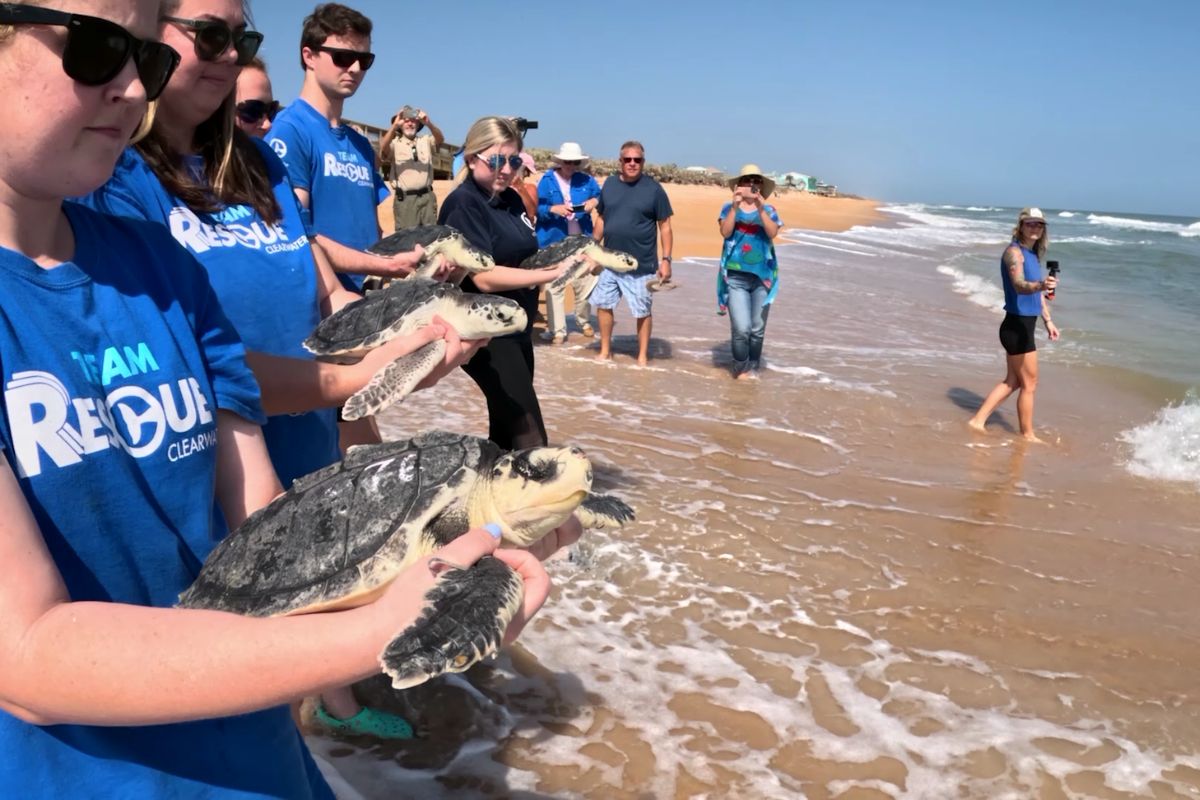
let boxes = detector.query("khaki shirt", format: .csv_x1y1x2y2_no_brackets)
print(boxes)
389,134,435,192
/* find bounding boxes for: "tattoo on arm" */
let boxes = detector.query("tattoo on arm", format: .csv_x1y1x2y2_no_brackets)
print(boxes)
1005,247,1041,293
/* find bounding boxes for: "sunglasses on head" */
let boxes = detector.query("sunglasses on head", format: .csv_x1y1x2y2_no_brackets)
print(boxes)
476,153,523,171
161,15,262,66
0,3,179,101
236,98,279,124
315,45,375,71
621,156,645,164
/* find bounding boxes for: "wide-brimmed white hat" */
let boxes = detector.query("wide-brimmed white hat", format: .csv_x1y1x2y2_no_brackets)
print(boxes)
727,164,776,198
552,142,590,165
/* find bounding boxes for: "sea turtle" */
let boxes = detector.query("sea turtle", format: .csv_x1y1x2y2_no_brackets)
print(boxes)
368,225,495,279
520,235,638,294
305,278,526,420
178,431,635,689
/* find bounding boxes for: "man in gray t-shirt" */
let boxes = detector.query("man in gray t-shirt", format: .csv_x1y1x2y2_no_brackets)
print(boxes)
593,140,674,366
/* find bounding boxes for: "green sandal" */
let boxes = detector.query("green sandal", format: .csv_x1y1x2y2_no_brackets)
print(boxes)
314,703,414,740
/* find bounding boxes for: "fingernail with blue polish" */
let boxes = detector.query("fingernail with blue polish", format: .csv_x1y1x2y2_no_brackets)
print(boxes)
484,523,503,539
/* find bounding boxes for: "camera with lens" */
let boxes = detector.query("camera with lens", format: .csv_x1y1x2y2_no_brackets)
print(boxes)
400,105,420,121
511,117,539,134
1045,260,1060,300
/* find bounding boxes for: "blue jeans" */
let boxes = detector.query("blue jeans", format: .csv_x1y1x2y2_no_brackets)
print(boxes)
725,270,770,372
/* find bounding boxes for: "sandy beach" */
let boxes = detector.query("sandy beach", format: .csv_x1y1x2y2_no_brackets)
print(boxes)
377,177,884,254
328,187,1200,798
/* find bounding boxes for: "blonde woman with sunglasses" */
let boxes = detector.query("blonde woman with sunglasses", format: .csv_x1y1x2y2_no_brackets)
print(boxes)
0,2,551,795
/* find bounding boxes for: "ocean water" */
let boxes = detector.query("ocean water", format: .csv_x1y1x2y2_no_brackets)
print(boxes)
310,204,1200,799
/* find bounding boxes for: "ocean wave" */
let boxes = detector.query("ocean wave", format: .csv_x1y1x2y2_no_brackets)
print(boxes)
936,264,1004,312
1087,213,1200,237
1119,399,1200,488
1055,235,1124,246
1058,211,1076,217
966,206,1002,212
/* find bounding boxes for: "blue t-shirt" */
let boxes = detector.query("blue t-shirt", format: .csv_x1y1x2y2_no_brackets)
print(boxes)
597,175,673,274
1001,242,1044,316
0,204,331,798
266,98,390,291
83,141,340,489
535,169,601,246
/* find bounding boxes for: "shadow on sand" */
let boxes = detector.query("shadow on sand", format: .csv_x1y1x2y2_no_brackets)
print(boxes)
947,387,1016,433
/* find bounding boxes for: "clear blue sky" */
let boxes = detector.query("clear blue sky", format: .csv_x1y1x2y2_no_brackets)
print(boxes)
250,0,1199,217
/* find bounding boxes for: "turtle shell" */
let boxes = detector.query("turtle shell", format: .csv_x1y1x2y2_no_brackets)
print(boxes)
368,225,464,256
518,235,593,269
178,432,503,616
304,277,459,355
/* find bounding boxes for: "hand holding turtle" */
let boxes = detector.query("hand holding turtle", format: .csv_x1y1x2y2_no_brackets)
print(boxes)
521,513,583,562
414,317,488,391
376,243,426,278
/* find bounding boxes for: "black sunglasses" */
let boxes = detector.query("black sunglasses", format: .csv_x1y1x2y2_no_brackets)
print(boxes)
236,98,279,124
315,45,375,71
621,156,645,164
476,153,523,171
0,3,179,101
162,15,263,66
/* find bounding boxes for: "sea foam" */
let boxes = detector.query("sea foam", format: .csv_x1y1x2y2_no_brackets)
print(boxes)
1119,399,1200,488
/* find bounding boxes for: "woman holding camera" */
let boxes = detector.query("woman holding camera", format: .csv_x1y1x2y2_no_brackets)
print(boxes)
717,164,783,379
536,142,602,344
968,207,1060,442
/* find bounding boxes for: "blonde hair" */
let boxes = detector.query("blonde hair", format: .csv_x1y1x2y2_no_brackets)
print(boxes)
454,115,523,187
1010,218,1049,260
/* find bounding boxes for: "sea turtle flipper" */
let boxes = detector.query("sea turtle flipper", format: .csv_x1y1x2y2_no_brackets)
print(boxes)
380,556,524,690
341,338,447,420
411,252,445,281
546,255,589,294
576,493,636,529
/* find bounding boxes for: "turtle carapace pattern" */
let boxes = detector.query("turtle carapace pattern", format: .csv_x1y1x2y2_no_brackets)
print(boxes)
519,235,638,293
368,225,495,279
304,278,527,420
178,431,635,690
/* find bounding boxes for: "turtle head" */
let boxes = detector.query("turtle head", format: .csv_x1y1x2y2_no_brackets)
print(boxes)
432,234,496,274
451,294,527,339
483,445,593,546
584,243,638,273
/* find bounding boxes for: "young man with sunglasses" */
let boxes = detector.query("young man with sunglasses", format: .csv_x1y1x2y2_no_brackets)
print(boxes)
593,141,674,366
267,3,421,293
380,105,445,230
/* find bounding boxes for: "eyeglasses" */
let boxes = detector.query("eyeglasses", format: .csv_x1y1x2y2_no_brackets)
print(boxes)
738,178,763,187
621,156,645,164
0,3,180,101
161,16,262,66
476,153,523,171
559,160,581,166
1022,220,1046,228
314,45,375,71
236,98,279,124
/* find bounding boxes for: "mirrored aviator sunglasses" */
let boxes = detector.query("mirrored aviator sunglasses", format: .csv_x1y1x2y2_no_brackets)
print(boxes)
0,3,179,100
478,153,523,171
162,15,263,66
236,99,279,124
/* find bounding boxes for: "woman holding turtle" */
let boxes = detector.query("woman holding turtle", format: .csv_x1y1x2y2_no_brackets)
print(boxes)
439,116,575,450
0,2,556,795
717,164,784,379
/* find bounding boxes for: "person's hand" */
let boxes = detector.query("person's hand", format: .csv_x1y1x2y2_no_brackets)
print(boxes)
550,204,572,218
415,315,488,390
417,109,429,123
1043,275,1058,292
732,187,746,205
378,243,425,277
581,254,603,276
752,191,765,209
523,514,583,562
356,321,446,381
1045,320,1060,341
426,252,458,283
658,259,673,282
368,525,551,650
582,198,599,213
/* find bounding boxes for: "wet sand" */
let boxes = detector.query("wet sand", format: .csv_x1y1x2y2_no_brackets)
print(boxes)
316,193,1200,797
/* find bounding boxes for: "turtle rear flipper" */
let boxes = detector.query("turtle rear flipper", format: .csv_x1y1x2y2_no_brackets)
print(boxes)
577,493,635,529
342,338,447,420
380,556,523,690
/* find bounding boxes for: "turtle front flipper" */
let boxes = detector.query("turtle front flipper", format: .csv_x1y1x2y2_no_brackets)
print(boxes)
546,255,589,294
380,556,524,690
342,338,447,420
576,493,635,529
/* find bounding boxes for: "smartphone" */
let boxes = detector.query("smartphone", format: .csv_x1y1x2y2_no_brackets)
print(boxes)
571,204,587,213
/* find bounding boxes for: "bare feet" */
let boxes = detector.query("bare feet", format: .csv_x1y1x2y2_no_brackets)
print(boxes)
636,356,649,367
1022,433,1046,444
596,351,613,361
966,418,987,433
735,370,756,381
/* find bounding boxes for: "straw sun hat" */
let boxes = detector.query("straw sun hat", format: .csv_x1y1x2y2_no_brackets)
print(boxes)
551,142,590,166
727,164,775,198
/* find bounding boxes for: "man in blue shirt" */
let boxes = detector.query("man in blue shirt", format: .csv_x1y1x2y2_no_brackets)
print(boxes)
594,140,674,367
267,4,420,292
